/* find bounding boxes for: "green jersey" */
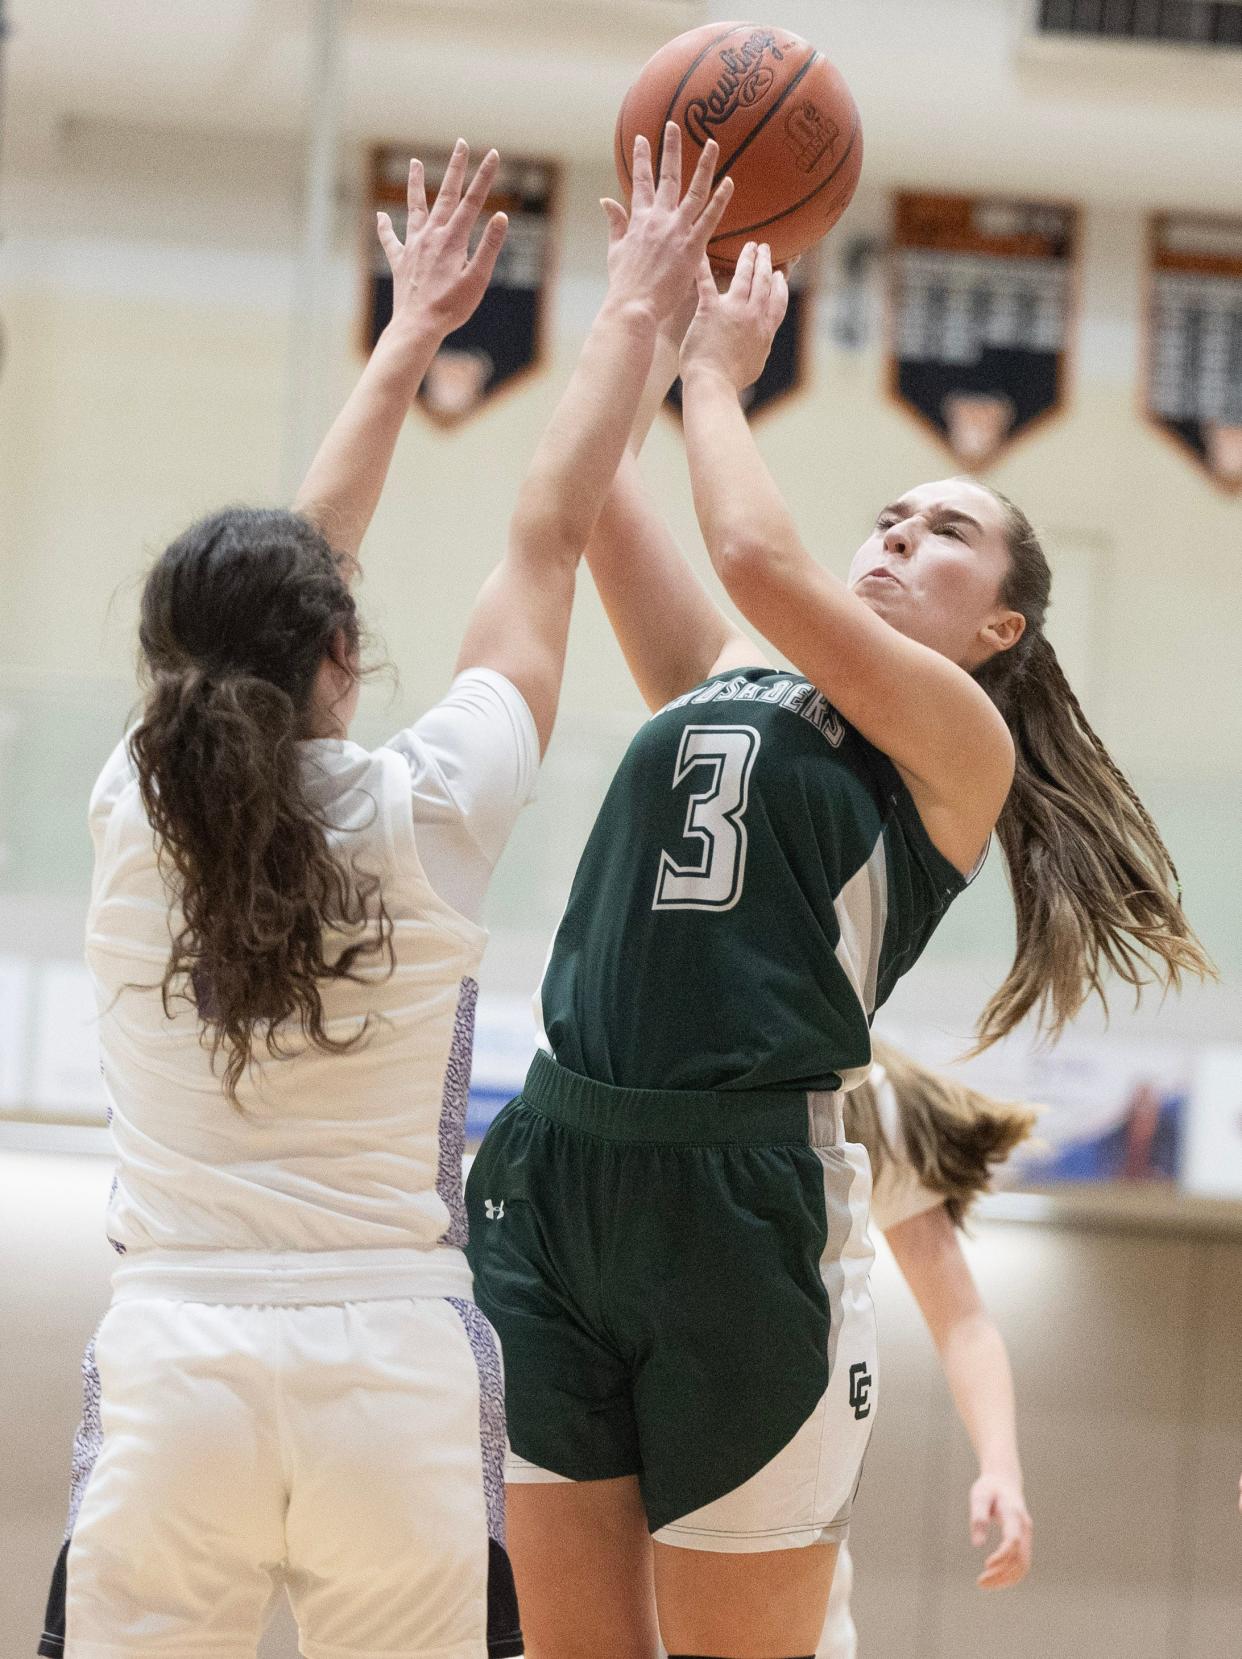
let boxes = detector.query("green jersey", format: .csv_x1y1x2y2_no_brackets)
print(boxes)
542,666,971,1094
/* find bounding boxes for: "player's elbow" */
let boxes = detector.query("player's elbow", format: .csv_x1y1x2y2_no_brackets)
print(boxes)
509,489,591,572
713,533,788,609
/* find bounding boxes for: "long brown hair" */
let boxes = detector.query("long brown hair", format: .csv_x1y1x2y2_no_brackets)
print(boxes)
128,507,393,1102
846,1039,1037,1228
970,487,1212,1047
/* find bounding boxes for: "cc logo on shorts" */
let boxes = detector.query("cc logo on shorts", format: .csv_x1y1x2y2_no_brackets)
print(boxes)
848,1361,873,1420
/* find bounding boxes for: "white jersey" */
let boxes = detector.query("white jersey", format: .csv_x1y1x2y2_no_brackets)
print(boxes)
866,1064,943,1234
86,667,538,1265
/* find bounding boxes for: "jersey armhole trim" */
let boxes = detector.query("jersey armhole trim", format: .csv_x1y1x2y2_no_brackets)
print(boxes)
885,781,969,902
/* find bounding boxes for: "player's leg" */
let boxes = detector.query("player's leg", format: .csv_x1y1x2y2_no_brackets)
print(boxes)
816,1540,857,1659
636,1103,876,1659
64,1298,284,1657
505,1475,659,1659
654,1538,836,1658
466,1080,655,1654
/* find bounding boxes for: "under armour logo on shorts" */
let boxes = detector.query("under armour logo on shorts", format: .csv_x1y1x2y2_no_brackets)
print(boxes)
483,1199,505,1221
849,1361,873,1420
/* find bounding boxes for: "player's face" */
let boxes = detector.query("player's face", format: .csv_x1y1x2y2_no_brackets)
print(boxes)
846,479,1023,670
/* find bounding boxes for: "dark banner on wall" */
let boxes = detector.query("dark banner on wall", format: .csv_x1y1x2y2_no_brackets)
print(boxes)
888,193,1078,470
665,249,820,423
365,147,558,427
1146,215,1242,493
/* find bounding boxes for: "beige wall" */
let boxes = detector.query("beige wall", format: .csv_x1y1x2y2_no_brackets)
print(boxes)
1,118,1239,1019
3,129,1240,771
4,1148,1239,1658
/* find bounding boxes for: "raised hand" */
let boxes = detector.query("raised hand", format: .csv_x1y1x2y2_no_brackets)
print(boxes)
376,140,509,342
599,124,734,323
680,240,789,391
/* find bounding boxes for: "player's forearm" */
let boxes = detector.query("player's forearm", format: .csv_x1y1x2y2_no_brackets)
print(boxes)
510,297,658,566
293,319,443,571
626,327,681,455
937,1313,1023,1481
680,363,810,587
586,454,735,708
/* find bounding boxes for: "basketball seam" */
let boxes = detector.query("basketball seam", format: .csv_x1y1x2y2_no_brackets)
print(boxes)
656,23,752,175
713,48,820,183
710,112,862,249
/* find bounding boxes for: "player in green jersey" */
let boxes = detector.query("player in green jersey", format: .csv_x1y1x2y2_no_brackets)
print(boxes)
466,247,1209,1659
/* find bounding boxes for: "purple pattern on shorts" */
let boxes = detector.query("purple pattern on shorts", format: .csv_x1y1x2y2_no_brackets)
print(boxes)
105,1171,126,1254
448,1297,506,1547
65,1330,104,1536
435,977,477,1250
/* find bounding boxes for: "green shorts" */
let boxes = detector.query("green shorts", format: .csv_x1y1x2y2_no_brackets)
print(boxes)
465,1051,877,1553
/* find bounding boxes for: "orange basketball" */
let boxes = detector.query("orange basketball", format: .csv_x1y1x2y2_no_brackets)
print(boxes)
615,21,862,270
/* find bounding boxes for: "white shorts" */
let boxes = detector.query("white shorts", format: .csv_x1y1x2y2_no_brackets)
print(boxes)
54,1251,520,1659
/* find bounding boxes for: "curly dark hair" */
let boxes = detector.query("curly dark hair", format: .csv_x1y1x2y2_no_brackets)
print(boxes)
128,507,393,1102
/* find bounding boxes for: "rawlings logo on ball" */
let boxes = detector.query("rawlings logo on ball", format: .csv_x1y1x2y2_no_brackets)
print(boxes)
784,102,838,174
685,31,786,145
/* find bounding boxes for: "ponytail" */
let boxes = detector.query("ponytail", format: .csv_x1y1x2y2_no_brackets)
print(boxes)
130,508,393,1102
846,1039,1038,1228
970,490,1212,1048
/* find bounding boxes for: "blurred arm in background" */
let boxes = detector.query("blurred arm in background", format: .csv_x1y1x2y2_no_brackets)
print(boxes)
886,1204,1033,1590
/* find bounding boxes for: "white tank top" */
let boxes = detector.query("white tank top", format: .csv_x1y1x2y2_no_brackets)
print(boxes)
86,669,538,1261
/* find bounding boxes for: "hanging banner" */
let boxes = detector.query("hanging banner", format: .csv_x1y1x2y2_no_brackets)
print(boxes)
1146,215,1242,492
888,192,1078,469
365,146,559,427
665,248,820,423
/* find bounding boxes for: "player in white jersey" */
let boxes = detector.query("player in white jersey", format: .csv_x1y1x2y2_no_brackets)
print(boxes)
817,1041,1036,1658
40,131,733,1659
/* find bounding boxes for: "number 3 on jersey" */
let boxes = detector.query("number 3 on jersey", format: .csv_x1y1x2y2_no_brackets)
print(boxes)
653,725,761,913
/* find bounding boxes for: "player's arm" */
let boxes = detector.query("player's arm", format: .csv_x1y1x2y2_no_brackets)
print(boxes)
885,1204,1033,1589
293,143,508,577
584,307,769,712
455,127,733,753
678,247,1013,875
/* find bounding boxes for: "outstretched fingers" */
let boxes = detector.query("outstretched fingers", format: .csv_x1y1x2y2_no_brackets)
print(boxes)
600,198,630,245
694,254,720,311
752,241,774,305
655,121,683,207
730,240,759,302
767,268,789,333
630,133,655,211
453,148,500,240
459,211,509,307
430,138,469,224
406,158,429,232
689,174,733,259
679,136,719,217
376,211,403,270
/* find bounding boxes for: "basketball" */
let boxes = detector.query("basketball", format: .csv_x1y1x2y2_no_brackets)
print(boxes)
614,21,863,269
